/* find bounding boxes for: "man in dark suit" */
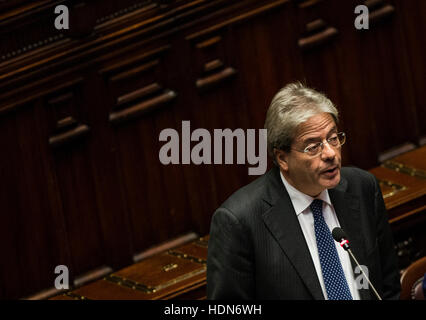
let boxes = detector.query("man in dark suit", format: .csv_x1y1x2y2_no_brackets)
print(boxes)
207,82,401,300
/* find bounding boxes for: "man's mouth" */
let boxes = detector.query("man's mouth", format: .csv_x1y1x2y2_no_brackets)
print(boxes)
321,166,339,176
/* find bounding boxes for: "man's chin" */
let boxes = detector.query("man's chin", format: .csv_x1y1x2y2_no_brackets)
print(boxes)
321,169,341,189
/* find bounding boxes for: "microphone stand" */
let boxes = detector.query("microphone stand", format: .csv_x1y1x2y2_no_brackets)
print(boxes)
346,248,382,300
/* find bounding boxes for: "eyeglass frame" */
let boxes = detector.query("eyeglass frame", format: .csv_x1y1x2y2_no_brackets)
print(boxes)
290,132,346,156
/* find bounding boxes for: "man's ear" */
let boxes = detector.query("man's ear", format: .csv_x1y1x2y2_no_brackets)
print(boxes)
274,148,289,172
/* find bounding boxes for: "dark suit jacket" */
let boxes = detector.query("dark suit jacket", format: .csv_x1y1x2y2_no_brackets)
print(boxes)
207,166,401,300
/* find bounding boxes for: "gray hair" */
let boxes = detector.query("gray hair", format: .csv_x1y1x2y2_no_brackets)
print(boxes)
264,82,339,164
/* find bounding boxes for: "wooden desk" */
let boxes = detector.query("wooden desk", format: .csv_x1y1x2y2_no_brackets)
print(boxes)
369,146,426,269
50,236,209,300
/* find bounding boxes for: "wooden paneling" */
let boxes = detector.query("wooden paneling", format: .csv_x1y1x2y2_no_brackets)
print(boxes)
0,100,72,298
0,0,424,299
293,0,361,166
394,0,426,140
354,0,418,155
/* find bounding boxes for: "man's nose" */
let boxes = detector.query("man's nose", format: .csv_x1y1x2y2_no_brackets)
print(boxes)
321,141,336,160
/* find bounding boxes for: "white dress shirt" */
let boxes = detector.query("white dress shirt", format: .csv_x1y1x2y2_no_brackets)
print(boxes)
280,172,360,300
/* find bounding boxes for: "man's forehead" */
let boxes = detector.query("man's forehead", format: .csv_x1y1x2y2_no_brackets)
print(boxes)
294,113,337,141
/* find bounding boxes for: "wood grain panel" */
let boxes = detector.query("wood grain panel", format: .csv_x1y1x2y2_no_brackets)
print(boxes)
394,0,426,140
352,0,419,156
0,100,73,299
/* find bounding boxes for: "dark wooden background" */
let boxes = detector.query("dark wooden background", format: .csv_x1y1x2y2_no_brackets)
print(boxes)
0,0,424,299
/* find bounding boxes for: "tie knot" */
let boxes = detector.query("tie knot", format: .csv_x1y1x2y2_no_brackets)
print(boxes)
310,199,323,215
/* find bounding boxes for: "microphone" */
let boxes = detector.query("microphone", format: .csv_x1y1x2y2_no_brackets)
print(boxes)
332,227,382,300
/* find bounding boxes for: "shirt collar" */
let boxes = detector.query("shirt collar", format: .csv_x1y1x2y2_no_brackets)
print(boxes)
279,171,332,216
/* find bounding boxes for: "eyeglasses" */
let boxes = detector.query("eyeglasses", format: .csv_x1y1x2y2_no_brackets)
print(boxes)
292,132,346,157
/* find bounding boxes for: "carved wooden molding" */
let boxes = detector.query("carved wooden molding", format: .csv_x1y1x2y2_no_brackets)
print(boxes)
298,26,338,50
48,123,90,148
116,82,162,106
133,232,198,263
0,77,83,116
185,0,289,41
364,0,395,27
95,1,157,27
1,0,286,92
109,89,177,124
195,36,222,49
203,59,224,73
0,0,228,83
0,1,157,64
184,0,290,92
98,45,171,77
298,19,338,50
196,67,237,90
73,265,114,287
369,6,395,25
98,43,176,124
0,0,61,26
296,0,323,9
45,79,89,148
110,60,159,83
189,28,238,92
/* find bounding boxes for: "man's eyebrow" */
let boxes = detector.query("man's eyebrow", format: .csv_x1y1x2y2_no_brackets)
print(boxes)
327,126,338,136
302,126,337,144
303,137,321,144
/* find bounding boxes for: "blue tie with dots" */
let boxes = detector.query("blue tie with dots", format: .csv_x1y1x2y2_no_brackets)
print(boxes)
310,199,353,300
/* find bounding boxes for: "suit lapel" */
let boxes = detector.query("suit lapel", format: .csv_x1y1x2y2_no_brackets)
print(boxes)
261,168,324,300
